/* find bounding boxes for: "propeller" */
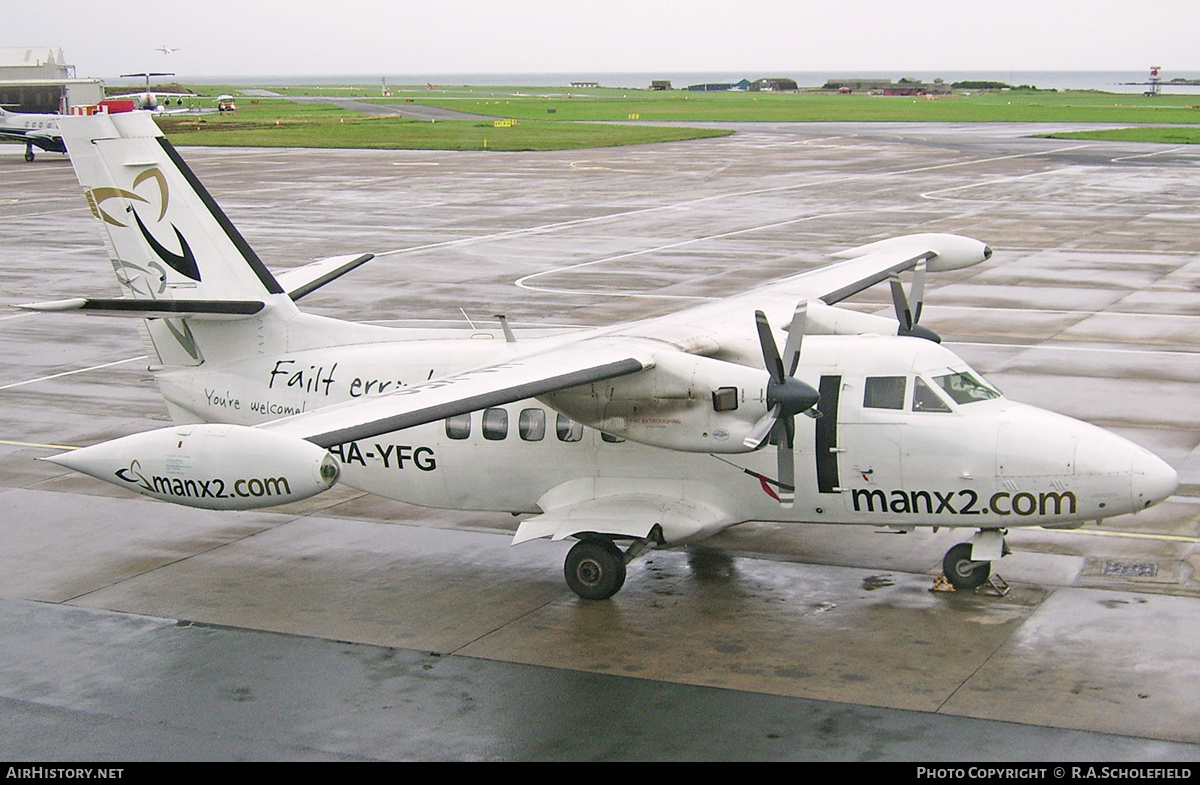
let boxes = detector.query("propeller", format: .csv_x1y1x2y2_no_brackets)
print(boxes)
888,259,941,342
743,301,821,507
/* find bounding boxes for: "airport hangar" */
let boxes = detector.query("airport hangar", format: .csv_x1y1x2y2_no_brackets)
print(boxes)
0,47,103,113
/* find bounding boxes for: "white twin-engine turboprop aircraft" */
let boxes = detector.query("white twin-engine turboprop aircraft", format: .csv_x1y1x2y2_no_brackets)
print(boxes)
28,112,1177,599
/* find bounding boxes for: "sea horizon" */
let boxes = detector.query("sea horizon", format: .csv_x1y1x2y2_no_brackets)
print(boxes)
113,70,1200,94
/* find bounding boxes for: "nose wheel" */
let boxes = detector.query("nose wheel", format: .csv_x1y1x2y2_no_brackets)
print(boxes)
940,530,1010,591
942,542,991,590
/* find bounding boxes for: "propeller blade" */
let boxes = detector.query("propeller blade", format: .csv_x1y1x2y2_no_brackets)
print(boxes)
889,274,913,330
743,404,780,450
890,260,940,342
774,420,796,507
754,310,785,383
910,259,926,325
780,301,807,377
750,305,816,508
782,412,795,448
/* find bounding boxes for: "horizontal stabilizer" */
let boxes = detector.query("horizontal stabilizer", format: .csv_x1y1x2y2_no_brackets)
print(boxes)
17,298,265,319
275,253,375,301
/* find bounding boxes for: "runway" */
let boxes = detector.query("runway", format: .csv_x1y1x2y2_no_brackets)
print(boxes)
1,122,1199,761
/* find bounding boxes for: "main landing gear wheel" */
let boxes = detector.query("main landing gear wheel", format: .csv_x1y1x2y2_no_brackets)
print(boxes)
24,146,35,162
942,542,991,590
564,538,627,600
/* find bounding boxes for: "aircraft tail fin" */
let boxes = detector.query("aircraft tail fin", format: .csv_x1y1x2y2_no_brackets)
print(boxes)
59,112,287,303
56,112,299,367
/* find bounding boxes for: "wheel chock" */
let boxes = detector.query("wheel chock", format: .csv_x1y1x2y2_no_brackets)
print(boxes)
930,574,956,592
976,573,1010,596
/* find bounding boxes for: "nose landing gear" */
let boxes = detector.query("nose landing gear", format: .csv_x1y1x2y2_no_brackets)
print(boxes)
940,529,1010,592
942,542,991,590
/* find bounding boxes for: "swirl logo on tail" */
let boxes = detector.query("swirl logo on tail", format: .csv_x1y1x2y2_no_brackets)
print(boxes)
84,166,201,282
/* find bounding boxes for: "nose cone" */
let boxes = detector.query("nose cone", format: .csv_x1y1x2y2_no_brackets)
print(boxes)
1132,448,1178,510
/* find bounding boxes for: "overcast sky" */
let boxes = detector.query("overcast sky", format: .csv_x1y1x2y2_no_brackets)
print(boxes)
8,0,1199,80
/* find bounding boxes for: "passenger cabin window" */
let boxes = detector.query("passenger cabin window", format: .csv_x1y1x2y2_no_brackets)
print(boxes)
934,371,1001,405
863,376,906,410
445,413,471,440
519,408,546,441
912,377,952,413
556,414,583,442
482,407,508,440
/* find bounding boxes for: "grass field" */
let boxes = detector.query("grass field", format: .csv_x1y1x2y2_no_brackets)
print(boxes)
152,82,1200,150
398,85,1200,125
1038,126,1200,144
155,93,731,150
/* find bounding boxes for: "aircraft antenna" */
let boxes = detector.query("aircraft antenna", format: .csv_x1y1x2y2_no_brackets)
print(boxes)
494,314,516,343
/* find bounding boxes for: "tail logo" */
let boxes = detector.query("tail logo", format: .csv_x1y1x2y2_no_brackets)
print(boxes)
85,167,201,282
132,209,200,281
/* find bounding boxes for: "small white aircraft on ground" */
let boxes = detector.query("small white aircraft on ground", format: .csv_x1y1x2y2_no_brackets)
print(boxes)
0,107,66,161
26,112,1178,599
115,73,195,114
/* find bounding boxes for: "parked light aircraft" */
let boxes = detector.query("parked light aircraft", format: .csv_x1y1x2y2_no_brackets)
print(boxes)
0,107,65,161
115,73,195,114
26,112,1178,599
123,92,194,112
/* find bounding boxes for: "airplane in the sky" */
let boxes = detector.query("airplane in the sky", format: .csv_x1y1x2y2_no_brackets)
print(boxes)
0,107,66,161
155,45,181,55
25,111,1178,600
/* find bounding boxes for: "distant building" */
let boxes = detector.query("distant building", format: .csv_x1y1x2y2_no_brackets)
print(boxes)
650,80,672,91
750,78,799,92
571,81,599,88
0,47,103,112
822,77,952,96
687,79,753,92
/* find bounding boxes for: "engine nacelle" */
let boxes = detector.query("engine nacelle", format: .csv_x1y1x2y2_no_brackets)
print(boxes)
805,299,902,336
44,424,340,510
544,349,770,452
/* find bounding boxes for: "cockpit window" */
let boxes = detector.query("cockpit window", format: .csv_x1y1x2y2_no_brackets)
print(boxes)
912,376,952,413
863,376,906,410
933,371,1001,405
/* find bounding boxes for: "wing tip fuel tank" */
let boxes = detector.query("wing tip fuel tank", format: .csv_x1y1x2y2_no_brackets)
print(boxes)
44,424,340,510
832,233,992,272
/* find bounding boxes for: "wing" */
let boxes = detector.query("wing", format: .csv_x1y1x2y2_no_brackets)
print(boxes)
676,233,988,323
262,337,657,448
261,233,989,449
0,127,65,152
818,232,992,304
609,232,993,343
